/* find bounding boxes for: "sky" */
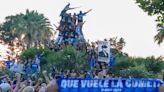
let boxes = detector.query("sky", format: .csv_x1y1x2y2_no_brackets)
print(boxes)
0,0,163,57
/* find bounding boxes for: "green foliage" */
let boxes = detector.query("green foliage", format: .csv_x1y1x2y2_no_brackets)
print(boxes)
20,47,53,60
0,69,13,78
111,57,136,76
20,46,164,79
144,57,164,73
163,73,164,81
20,47,54,71
136,0,164,16
136,0,164,44
110,37,126,53
20,46,89,72
113,57,135,70
52,46,89,71
112,56,164,78
131,57,146,66
0,9,53,47
120,65,155,78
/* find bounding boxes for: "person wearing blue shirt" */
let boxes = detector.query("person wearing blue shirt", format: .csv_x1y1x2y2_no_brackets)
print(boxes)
24,63,32,76
5,57,13,69
31,63,38,73
89,55,96,70
109,55,116,68
76,9,92,23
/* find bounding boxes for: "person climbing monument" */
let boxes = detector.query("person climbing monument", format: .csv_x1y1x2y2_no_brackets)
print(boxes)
76,9,92,23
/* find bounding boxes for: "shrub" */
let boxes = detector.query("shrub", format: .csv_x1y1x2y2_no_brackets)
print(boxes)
119,65,155,78
20,46,89,72
144,57,164,74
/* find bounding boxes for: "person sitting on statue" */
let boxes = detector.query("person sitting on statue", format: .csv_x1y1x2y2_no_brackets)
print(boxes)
60,3,71,27
68,14,76,32
76,9,92,23
60,3,80,16
68,23,75,32
60,3,70,17
73,13,77,25
69,31,76,45
60,15,66,26
60,3,78,19
56,32,63,45
67,13,73,25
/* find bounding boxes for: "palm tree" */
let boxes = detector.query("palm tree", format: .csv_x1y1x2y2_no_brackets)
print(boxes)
110,37,126,51
117,37,126,51
1,9,54,48
154,24,164,45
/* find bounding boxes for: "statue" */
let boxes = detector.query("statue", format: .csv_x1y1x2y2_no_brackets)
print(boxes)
54,3,92,50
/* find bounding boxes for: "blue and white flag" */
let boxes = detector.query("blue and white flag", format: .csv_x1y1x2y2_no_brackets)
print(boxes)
57,78,164,92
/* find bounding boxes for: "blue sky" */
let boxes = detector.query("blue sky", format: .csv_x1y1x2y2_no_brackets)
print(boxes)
0,0,163,57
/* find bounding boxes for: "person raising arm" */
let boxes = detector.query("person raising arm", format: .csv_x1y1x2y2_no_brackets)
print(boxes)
42,70,58,92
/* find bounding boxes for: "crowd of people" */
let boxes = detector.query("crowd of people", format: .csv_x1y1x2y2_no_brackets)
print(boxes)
54,3,92,48
0,43,114,92
0,3,116,92
0,57,115,92
0,3,163,92
0,40,116,92
0,70,59,92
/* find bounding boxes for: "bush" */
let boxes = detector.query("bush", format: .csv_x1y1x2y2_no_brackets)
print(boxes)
111,56,164,78
20,46,89,72
144,57,164,74
20,47,54,60
119,65,155,78
111,57,136,76
52,46,89,71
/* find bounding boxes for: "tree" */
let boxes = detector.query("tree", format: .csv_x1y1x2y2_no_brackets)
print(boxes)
109,37,127,57
144,56,164,74
20,46,89,72
111,55,164,78
49,46,89,71
136,0,164,44
1,9,54,48
119,65,155,78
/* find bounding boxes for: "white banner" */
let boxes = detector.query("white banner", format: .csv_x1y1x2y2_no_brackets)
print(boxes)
98,41,110,63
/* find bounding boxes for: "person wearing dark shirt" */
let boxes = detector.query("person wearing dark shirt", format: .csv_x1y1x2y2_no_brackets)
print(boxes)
60,3,78,17
73,13,77,24
67,13,72,25
60,3,70,17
